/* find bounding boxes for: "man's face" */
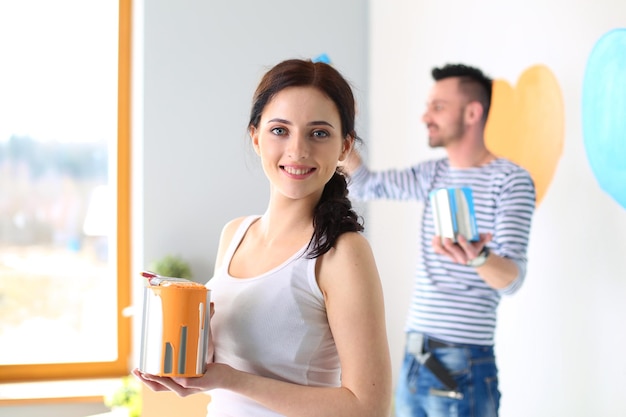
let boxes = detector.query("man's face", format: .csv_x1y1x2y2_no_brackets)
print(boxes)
422,77,468,148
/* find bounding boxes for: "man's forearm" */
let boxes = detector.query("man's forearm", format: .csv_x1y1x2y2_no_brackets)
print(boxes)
475,253,520,290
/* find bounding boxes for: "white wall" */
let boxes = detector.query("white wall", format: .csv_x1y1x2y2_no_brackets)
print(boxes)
368,1,626,416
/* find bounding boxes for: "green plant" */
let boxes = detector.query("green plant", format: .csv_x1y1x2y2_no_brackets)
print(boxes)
104,375,142,417
149,254,192,279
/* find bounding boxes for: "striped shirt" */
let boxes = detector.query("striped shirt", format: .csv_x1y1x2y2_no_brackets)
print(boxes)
348,157,535,345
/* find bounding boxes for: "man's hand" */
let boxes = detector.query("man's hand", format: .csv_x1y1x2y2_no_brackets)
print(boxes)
432,233,520,289
432,233,492,265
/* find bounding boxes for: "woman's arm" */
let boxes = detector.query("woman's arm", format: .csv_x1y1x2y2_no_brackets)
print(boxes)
315,231,393,416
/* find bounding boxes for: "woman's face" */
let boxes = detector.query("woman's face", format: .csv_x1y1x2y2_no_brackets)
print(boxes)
250,86,352,204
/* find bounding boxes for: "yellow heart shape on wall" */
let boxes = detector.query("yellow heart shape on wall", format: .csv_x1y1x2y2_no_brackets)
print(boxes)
484,65,565,206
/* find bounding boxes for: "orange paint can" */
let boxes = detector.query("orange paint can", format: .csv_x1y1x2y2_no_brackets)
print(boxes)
139,272,211,377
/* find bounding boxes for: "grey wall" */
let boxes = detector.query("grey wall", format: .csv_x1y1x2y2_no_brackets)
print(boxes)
133,0,370,392
132,0,371,405
140,0,370,282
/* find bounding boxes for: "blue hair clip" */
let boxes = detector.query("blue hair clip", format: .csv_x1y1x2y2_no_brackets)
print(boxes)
312,53,331,64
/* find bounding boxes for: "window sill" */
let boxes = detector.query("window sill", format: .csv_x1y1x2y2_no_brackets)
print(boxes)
0,378,122,405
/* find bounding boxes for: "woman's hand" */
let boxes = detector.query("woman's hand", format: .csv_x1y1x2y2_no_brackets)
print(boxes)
132,362,232,398
131,368,176,393
132,300,221,397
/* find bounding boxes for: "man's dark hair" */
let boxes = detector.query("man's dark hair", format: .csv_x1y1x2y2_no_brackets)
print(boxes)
432,63,493,123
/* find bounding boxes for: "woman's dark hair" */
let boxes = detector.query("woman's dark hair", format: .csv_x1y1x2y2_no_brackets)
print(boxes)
249,58,364,258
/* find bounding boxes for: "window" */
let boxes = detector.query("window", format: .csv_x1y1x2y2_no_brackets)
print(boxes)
0,0,131,382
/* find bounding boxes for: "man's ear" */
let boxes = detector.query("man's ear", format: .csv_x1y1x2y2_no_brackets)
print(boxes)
250,126,261,155
338,135,355,162
464,101,484,125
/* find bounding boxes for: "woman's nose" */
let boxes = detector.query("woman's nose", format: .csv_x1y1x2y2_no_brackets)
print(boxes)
287,135,309,159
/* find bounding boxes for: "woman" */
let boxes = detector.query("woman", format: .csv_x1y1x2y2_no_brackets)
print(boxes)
134,58,392,417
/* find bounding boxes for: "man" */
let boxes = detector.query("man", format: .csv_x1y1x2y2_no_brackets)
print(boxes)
342,63,535,417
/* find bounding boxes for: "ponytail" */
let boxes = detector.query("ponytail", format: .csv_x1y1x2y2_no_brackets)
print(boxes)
306,169,363,258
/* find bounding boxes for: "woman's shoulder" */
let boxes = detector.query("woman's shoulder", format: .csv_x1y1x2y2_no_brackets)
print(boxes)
316,231,380,296
334,230,371,252
319,232,376,274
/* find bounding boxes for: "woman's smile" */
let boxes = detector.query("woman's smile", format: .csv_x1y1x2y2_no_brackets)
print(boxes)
281,165,316,178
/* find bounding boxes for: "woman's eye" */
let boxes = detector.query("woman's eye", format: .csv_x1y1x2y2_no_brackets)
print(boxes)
312,130,329,139
271,127,287,136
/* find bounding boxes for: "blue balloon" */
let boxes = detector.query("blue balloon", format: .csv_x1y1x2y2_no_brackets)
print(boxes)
582,28,626,210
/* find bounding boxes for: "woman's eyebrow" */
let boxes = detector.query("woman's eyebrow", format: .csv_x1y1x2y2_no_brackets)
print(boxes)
266,118,335,129
308,120,334,128
267,118,291,125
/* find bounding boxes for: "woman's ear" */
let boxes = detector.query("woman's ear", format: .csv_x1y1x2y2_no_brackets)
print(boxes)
250,126,261,155
338,135,355,162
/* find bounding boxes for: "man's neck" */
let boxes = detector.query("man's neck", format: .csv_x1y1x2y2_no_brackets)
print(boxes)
446,135,494,168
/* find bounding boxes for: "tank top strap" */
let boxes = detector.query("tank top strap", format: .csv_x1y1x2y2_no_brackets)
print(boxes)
221,215,261,266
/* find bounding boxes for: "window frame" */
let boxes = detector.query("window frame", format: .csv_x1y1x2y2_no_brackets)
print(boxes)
0,0,132,383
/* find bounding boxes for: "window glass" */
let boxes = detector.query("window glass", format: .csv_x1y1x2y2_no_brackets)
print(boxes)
0,0,128,378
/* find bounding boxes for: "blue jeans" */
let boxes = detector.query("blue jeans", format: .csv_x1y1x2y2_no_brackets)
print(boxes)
395,333,501,417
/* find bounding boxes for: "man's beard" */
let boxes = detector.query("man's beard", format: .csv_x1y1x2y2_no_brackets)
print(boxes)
427,124,465,148
427,111,465,148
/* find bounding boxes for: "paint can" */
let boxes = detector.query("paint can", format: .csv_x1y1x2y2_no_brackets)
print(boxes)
139,273,211,377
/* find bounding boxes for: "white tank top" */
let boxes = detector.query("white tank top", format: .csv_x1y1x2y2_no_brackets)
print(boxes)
206,216,340,417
